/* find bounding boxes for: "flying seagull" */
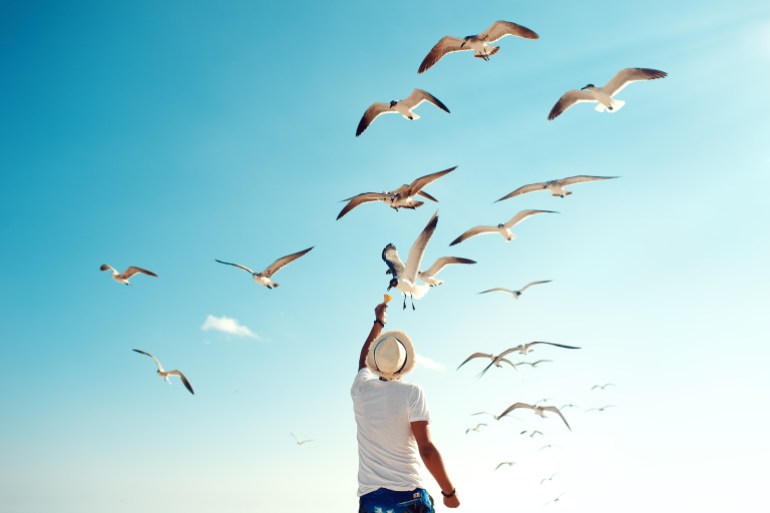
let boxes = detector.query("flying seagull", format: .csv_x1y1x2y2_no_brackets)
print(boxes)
449,209,557,246
496,175,618,201
215,247,313,289
586,405,616,413
516,359,553,368
418,20,539,74
337,166,456,220
290,433,315,446
465,423,487,434
591,382,616,391
520,429,544,438
382,211,439,309
479,280,552,299
540,472,559,485
497,402,572,431
356,89,450,136
479,341,580,375
457,352,517,373
548,67,667,120
100,264,157,285
495,461,516,471
132,349,194,395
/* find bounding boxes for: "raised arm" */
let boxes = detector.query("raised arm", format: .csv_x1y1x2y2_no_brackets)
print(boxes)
411,420,460,508
358,301,388,371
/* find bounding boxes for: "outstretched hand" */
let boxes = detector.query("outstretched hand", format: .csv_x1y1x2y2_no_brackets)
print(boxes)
443,493,460,508
374,301,388,326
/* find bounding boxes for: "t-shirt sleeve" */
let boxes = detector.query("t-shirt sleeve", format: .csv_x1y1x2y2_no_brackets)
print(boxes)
407,384,431,423
351,368,376,397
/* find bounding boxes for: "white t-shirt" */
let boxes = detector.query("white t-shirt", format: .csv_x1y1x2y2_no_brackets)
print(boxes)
351,368,431,496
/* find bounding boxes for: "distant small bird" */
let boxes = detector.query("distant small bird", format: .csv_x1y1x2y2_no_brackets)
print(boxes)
418,20,539,74
291,433,314,446
540,472,559,485
450,209,557,246
497,402,572,431
548,67,667,120
591,383,616,391
560,403,580,410
479,280,552,299
465,423,487,434
545,493,566,506
132,349,194,395
215,247,313,289
100,264,157,285
416,256,476,286
586,405,616,413
479,341,580,375
516,359,553,368
495,176,618,201
520,429,544,438
382,211,439,309
337,166,456,220
495,461,516,471
356,89,450,136
471,411,504,421
539,444,557,452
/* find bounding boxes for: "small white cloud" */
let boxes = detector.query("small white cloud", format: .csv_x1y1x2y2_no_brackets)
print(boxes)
415,354,446,372
201,315,259,339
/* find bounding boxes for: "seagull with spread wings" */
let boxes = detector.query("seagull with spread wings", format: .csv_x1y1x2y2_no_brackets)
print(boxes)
337,166,456,220
479,341,580,375
591,382,616,391
457,351,517,374
132,349,194,395
479,280,552,299
356,89,450,136
495,461,516,471
449,209,557,246
100,264,157,285
418,20,539,74
465,423,487,434
496,175,618,201
498,402,572,431
291,433,315,446
382,211,439,310
215,247,313,289
548,67,667,120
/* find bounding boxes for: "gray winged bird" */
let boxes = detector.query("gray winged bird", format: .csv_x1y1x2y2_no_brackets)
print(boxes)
382,211,439,310
496,176,618,201
479,341,580,375
479,280,552,299
100,264,157,285
337,166,456,220
215,247,313,289
457,351,517,373
548,67,667,120
356,89,450,136
132,349,194,395
449,209,557,246
417,256,476,286
418,20,539,74
497,402,571,431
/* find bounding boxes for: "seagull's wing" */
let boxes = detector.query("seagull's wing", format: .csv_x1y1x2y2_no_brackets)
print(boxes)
495,182,547,202
356,102,394,136
382,243,406,278
449,225,498,246
336,192,390,220
519,280,552,292
99,264,115,272
496,344,525,360
457,352,494,370
215,259,255,275
403,211,439,281
498,402,534,420
416,190,439,202
132,349,164,372
529,341,581,350
541,405,571,431
478,287,515,295
167,370,195,395
479,20,540,42
558,175,619,186
504,209,557,229
402,89,450,113
262,247,314,277
547,89,596,120
404,166,457,198
418,36,467,74
422,256,476,278
603,67,667,97
122,266,158,279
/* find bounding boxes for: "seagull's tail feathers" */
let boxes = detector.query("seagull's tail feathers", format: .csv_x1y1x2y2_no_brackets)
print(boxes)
271,282,280,288
596,99,625,113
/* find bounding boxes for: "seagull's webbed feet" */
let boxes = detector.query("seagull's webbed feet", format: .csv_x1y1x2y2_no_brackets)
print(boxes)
403,295,407,310
411,295,415,311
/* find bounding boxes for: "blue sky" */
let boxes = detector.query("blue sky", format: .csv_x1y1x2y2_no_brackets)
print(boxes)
1,1,769,511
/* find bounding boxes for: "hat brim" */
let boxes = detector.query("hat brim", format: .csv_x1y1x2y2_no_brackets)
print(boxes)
366,330,416,380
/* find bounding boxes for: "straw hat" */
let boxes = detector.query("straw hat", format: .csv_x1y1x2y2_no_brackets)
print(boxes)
366,330,416,380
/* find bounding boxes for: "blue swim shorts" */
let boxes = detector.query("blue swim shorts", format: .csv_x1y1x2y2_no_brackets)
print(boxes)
358,488,434,513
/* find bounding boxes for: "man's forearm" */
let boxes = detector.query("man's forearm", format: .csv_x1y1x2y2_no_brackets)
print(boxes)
418,442,454,495
358,320,384,370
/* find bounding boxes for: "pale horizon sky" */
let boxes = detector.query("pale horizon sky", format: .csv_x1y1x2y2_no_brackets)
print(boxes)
1,1,769,512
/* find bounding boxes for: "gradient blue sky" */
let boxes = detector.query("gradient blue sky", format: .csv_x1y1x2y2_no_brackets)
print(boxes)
1,1,769,512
